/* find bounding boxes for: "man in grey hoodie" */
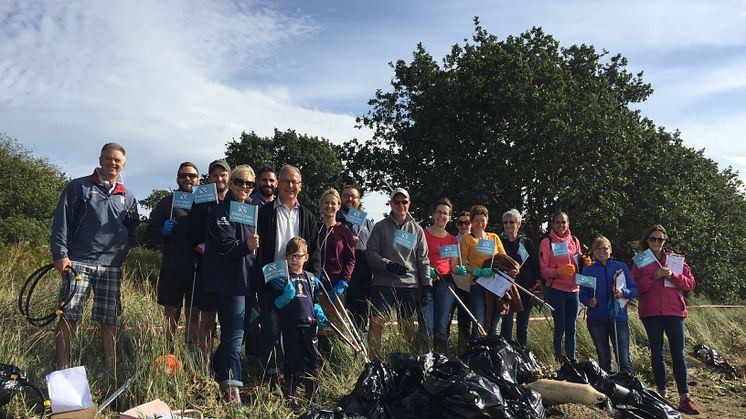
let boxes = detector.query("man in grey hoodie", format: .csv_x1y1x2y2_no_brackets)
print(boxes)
366,188,431,354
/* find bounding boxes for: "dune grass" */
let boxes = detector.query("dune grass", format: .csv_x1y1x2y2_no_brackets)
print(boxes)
1,243,745,418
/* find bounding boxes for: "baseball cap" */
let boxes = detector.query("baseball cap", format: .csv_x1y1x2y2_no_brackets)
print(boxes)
389,187,410,200
208,159,230,173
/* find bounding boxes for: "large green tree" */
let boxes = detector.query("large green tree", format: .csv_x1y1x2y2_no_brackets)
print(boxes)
225,129,344,215
0,134,69,245
342,21,746,301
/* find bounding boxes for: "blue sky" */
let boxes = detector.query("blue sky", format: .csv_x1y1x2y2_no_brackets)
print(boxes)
1,0,744,219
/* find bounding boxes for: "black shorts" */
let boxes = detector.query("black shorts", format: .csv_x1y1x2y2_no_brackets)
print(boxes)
280,327,319,376
157,269,194,308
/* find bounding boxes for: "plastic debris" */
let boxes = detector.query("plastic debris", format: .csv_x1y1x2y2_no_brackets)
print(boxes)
692,343,738,378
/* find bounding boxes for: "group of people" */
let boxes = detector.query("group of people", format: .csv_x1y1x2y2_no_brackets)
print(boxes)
49,143,700,414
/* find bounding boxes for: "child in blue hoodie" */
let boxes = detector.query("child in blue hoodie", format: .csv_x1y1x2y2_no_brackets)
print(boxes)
268,236,328,409
579,236,638,374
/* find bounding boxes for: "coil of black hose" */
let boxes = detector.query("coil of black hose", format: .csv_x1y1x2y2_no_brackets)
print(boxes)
0,363,49,418
17,264,79,327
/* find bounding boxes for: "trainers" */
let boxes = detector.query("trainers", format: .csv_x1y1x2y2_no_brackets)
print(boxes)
678,397,701,415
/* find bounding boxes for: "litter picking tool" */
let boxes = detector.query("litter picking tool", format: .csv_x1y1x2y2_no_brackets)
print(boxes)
491,268,554,312
97,364,148,413
445,280,487,337
320,270,369,359
18,264,81,327
97,355,182,414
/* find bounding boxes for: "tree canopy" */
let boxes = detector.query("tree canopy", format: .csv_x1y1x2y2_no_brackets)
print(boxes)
225,129,344,215
0,134,69,245
341,20,746,301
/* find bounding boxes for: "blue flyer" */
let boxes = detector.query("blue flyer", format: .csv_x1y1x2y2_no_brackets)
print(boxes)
172,191,194,209
575,274,597,289
262,260,288,283
229,201,258,225
193,183,218,204
551,242,568,257
394,229,416,250
345,207,368,225
439,244,459,259
477,239,496,255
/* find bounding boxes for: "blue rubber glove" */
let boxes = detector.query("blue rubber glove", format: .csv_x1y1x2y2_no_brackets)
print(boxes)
313,303,328,329
386,261,406,275
430,267,438,279
334,279,349,296
162,219,177,236
269,277,285,291
454,265,467,276
421,285,433,307
473,267,494,278
274,280,296,309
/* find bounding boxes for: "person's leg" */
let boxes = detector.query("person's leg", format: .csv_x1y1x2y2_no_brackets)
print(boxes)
641,317,668,395
243,292,261,358
515,304,532,347
586,318,613,373
417,289,434,342
611,320,634,375
469,284,486,340
346,252,372,332
564,291,579,362
433,278,456,350
399,287,421,341
100,322,117,368
90,265,123,368
545,287,566,361
163,306,180,348
663,316,689,396
455,287,471,347
212,295,245,402
55,318,77,369
500,307,514,341
367,286,393,355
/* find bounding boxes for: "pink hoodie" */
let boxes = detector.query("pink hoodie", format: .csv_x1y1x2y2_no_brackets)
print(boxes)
539,229,581,292
632,253,695,318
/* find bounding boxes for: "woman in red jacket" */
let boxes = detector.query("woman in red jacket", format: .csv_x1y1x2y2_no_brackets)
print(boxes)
632,225,700,415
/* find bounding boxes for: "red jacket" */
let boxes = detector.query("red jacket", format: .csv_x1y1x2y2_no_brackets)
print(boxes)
539,229,582,292
632,252,695,318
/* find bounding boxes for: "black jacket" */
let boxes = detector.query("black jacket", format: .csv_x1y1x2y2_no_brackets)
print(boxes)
254,200,320,293
146,193,195,273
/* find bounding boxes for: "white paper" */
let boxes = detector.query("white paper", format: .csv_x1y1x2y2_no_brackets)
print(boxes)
665,254,684,288
614,270,628,308
477,271,513,297
46,366,93,413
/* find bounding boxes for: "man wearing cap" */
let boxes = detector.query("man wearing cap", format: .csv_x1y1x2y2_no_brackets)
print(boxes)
188,159,230,357
337,185,376,331
146,162,200,350
255,164,320,395
366,187,430,354
51,142,139,368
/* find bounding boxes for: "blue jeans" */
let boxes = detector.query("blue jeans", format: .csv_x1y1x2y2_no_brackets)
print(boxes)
212,294,246,388
587,318,634,374
642,316,688,395
545,287,579,362
419,292,433,341
501,305,531,346
469,283,502,340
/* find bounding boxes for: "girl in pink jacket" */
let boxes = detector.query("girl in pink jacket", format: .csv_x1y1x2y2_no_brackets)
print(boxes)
632,224,700,415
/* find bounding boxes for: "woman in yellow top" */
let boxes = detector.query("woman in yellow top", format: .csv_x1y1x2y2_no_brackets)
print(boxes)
459,205,506,340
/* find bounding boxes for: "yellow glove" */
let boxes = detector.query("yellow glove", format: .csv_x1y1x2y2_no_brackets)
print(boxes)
557,264,576,277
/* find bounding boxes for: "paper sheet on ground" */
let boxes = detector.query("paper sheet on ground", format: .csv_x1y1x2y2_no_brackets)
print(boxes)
46,366,93,413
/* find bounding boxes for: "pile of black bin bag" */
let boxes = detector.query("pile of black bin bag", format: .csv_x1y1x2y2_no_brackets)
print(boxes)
557,359,681,419
301,336,546,419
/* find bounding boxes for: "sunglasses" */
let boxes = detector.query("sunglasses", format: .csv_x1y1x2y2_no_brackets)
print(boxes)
648,236,666,243
502,220,516,224
232,179,255,189
456,220,471,226
177,173,198,179
391,200,409,206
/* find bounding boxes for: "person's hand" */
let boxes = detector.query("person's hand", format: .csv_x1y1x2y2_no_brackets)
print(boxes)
529,280,542,293
654,267,671,279
352,235,360,246
421,285,433,307
313,303,328,329
246,233,260,251
454,265,467,276
589,298,597,308
582,255,592,267
54,257,71,274
194,243,205,255
386,261,406,275
614,289,624,298
557,264,576,277
162,219,177,236
269,277,285,291
430,267,438,279
473,267,494,278
273,280,297,309
331,279,349,302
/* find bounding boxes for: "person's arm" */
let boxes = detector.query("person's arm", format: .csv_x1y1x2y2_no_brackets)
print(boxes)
50,184,74,271
145,196,170,249
415,228,431,286
125,195,140,250
578,266,593,306
538,238,557,280
365,223,387,271
460,236,476,274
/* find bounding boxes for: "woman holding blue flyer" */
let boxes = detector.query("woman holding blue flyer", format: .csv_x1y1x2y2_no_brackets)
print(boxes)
579,236,637,374
425,198,460,352
632,225,700,415
499,209,541,347
203,164,260,406
539,211,586,363
459,205,506,339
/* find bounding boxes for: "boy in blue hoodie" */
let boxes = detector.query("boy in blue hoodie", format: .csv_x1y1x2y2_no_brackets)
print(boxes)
579,236,638,374
268,236,328,409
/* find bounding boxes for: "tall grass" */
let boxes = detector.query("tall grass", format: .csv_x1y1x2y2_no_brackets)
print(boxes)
1,243,745,418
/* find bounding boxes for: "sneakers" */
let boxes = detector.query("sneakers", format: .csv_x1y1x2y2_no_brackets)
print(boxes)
222,386,241,405
678,396,701,415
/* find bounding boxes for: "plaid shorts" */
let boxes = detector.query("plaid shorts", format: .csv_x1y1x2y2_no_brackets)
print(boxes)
60,261,122,324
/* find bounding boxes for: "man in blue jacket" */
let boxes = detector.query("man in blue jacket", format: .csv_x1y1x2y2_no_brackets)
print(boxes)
51,143,139,368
